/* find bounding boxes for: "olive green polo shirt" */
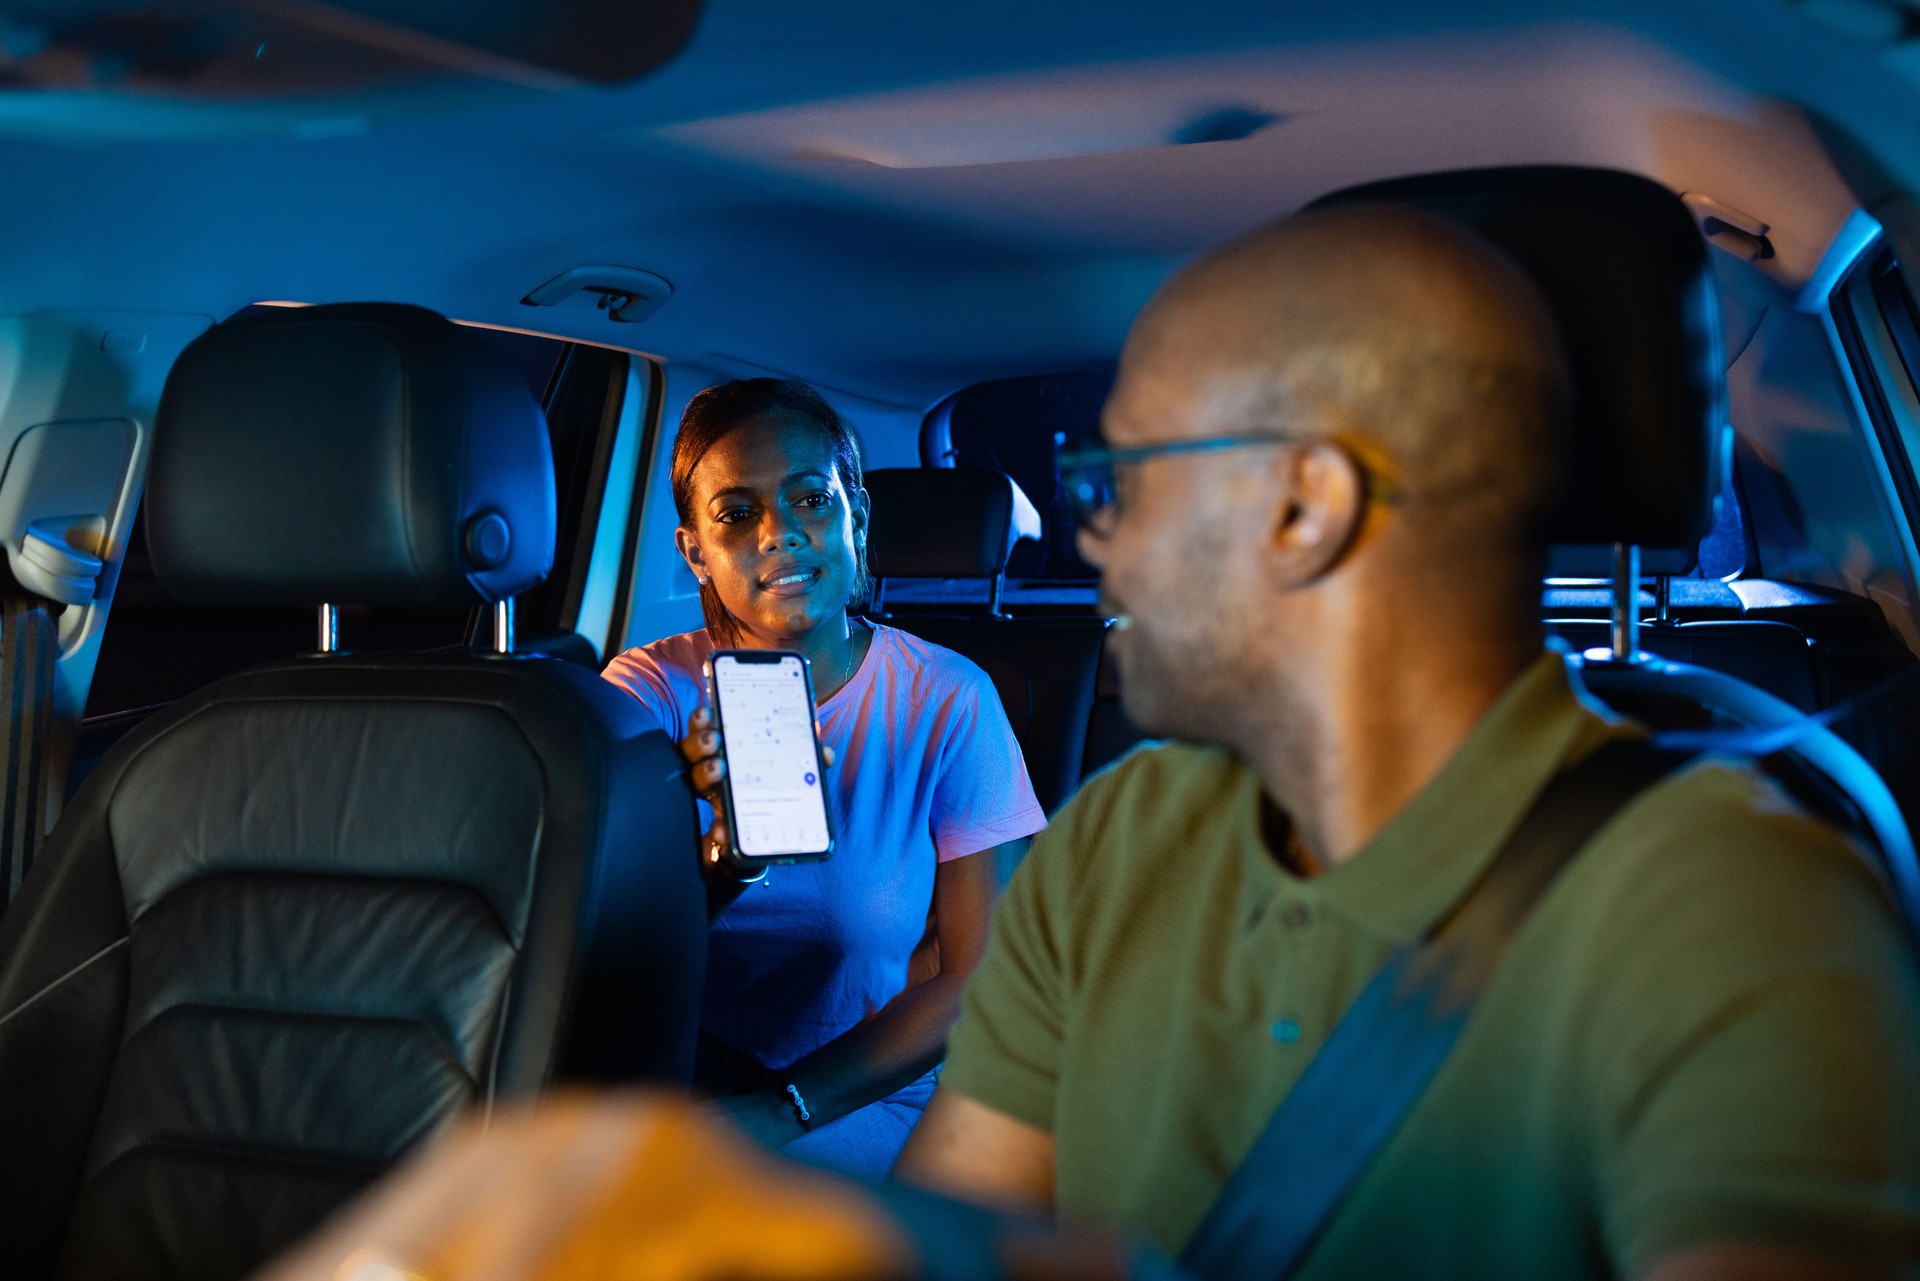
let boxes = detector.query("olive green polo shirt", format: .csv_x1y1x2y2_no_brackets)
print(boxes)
941,654,1920,1277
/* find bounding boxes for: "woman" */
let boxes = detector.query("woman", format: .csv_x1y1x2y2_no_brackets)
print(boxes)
603,378,1046,1177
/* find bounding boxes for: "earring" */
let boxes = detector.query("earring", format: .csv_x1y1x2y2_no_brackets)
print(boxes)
696,575,709,586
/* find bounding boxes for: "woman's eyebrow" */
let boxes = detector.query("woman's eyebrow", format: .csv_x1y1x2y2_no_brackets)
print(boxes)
704,470,833,504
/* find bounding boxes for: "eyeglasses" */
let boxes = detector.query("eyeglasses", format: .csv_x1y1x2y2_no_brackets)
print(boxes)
1056,432,1296,536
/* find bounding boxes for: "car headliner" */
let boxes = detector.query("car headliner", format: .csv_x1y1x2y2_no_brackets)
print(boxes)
0,0,1906,408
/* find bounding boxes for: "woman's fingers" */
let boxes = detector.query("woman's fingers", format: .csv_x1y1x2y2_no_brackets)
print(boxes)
817,720,835,769
703,816,732,870
692,753,726,793
680,706,723,770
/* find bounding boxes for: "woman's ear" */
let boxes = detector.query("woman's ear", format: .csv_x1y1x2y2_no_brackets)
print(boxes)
675,525,711,586
1267,440,1367,588
850,485,871,549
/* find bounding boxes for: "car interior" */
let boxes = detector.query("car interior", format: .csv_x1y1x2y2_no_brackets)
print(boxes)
2,1,1920,1277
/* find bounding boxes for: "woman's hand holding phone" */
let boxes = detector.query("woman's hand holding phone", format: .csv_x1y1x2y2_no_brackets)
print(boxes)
679,705,834,888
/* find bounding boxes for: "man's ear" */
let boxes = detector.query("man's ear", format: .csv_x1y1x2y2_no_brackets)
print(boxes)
1267,441,1367,587
675,526,710,585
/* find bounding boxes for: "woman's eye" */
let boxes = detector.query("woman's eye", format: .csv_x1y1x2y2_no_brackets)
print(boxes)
795,492,833,511
715,506,754,525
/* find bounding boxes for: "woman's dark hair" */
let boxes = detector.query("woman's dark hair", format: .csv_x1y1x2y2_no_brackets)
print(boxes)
671,378,868,644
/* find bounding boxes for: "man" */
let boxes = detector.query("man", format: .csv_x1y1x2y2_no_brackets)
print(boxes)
894,205,1920,1280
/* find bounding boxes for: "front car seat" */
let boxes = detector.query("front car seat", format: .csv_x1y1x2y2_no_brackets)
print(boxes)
1313,167,1920,938
0,303,705,1281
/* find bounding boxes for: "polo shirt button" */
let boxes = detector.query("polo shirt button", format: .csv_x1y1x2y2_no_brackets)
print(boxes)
1280,903,1311,930
1271,1016,1303,1045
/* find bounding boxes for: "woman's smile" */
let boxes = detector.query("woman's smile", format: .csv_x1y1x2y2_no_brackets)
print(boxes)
759,564,823,596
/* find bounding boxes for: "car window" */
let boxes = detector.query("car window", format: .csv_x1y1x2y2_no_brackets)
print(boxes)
1821,243,1920,653
924,370,1114,580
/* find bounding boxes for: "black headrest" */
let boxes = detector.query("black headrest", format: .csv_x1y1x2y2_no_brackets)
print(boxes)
149,303,556,608
1308,166,1725,549
865,468,1042,578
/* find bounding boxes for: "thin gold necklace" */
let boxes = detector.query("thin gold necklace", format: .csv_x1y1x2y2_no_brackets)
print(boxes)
826,621,865,696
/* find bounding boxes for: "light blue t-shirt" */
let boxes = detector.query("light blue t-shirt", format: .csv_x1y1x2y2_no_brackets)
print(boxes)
604,624,1046,1069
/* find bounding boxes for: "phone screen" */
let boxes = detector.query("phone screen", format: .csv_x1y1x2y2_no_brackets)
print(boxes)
710,651,833,860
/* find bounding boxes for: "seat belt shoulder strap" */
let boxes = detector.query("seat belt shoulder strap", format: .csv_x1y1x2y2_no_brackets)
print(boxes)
1179,739,1691,1281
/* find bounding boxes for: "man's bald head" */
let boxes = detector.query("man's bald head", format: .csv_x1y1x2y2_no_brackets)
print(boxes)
1085,205,1571,750
1122,204,1569,572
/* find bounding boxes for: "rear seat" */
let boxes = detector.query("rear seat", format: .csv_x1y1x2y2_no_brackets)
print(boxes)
863,467,1106,815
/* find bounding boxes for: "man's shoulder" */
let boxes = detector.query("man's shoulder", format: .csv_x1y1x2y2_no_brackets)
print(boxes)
1598,758,1887,903
1553,755,1910,996
1076,737,1249,805
1036,740,1255,878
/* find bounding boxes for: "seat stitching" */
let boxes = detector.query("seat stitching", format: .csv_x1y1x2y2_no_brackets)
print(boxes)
81,1132,401,1191
0,936,128,1033
129,868,521,949
119,999,482,1090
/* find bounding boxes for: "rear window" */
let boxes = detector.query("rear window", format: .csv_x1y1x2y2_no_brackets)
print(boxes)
925,370,1113,579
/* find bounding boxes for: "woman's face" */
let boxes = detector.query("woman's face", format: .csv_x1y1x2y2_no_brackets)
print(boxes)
678,415,870,645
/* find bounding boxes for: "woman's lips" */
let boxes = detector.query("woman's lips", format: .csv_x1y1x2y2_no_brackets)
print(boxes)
760,567,821,597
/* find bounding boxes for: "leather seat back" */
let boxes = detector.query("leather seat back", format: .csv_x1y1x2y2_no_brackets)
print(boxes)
1310,168,1918,937
1310,165,1726,550
0,304,704,1281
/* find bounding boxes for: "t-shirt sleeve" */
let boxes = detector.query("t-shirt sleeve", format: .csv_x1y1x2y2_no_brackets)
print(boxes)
926,660,1048,861
1592,790,1920,1273
939,791,1086,1133
601,646,691,736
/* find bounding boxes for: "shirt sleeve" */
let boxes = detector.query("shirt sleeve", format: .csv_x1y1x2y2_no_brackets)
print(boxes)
939,790,1087,1133
1592,790,1920,1274
926,660,1048,861
601,646,690,736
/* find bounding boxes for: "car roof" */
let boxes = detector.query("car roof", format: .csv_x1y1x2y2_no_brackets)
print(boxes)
0,1,1908,407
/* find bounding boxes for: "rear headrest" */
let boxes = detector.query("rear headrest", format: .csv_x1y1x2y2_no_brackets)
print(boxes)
149,303,556,608
1308,166,1725,549
865,468,1041,578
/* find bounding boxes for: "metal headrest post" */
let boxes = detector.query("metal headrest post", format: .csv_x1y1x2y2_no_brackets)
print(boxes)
868,578,886,619
492,598,515,655
1652,574,1674,627
988,569,1008,620
317,603,339,654
1610,544,1640,661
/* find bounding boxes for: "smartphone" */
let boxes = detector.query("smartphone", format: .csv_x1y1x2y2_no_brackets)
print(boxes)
704,649,835,865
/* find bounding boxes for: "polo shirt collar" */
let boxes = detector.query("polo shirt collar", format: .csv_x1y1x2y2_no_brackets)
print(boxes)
1249,651,1616,948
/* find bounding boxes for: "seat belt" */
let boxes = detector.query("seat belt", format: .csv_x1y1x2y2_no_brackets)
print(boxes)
1180,739,1692,1281
0,593,55,909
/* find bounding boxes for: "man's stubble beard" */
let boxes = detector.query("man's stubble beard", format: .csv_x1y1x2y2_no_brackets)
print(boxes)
1111,525,1269,752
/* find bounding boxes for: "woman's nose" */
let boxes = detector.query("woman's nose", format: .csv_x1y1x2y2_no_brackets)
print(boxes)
759,510,809,553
